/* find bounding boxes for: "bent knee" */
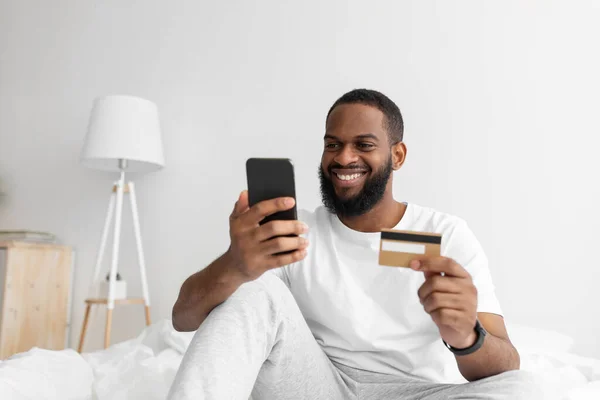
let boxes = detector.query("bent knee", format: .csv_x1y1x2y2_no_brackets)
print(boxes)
223,271,295,309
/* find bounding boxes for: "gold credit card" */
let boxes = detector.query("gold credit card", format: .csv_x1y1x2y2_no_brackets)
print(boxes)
378,229,442,267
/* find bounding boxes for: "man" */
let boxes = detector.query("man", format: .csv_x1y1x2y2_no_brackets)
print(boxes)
168,89,542,399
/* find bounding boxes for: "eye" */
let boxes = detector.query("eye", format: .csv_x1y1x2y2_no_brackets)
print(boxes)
357,142,375,150
325,142,340,150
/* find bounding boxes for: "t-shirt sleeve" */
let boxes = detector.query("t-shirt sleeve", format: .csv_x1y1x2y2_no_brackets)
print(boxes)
444,219,503,316
266,266,291,289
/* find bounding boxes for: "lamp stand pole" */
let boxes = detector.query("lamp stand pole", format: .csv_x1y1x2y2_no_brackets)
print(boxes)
77,159,152,352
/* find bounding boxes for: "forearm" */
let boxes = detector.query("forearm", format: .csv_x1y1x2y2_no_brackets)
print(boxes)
455,333,520,381
172,251,246,332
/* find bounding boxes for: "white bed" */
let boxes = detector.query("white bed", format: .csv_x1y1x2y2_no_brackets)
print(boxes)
0,319,599,400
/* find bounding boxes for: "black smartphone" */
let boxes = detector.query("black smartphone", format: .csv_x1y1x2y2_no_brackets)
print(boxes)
246,157,298,225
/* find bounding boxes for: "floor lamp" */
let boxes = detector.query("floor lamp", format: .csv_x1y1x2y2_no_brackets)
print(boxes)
77,95,165,351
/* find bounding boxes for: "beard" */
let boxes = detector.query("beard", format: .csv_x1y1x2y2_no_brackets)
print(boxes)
319,155,393,218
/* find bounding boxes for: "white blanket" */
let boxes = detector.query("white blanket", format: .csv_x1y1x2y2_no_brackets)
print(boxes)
0,320,598,400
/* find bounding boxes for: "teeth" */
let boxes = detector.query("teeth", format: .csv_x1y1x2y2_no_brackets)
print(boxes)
336,173,362,181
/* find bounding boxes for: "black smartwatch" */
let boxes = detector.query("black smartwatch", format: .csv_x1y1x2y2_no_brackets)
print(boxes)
443,319,487,356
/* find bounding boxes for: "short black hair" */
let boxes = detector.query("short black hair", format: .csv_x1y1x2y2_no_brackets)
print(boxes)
326,89,404,144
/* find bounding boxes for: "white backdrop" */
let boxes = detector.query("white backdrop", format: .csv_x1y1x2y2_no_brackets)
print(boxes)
0,0,598,357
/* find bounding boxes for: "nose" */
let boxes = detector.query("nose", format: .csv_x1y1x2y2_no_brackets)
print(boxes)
333,144,359,167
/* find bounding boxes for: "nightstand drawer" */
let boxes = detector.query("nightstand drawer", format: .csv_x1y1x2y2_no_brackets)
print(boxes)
0,242,73,359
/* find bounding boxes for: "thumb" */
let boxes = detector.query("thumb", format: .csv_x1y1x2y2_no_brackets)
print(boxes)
231,190,249,218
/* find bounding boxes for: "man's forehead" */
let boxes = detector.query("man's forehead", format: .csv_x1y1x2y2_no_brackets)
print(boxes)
326,103,385,136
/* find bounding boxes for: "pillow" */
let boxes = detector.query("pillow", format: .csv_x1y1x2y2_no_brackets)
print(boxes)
0,348,93,400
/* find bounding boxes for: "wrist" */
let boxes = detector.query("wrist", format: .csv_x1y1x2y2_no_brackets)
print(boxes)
217,250,249,286
443,319,487,356
449,330,478,349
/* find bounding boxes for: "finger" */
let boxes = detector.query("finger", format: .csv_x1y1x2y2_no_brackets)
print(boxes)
429,308,470,329
267,248,308,270
230,190,249,219
422,292,468,314
409,256,470,278
261,235,309,256
243,197,296,225
255,220,309,242
423,271,437,280
417,275,464,303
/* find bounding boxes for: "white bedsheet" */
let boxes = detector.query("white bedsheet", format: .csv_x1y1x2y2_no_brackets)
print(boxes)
0,320,598,400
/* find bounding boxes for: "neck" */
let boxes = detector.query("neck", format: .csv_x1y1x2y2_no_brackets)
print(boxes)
338,193,406,233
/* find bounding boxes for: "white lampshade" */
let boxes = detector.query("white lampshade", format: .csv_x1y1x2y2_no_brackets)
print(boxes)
80,95,165,173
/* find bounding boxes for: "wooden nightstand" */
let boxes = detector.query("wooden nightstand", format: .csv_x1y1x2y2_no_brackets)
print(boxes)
0,241,73,359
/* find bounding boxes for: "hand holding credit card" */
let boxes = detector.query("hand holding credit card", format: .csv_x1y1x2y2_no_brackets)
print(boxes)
378,229,442,267
380,228,481,351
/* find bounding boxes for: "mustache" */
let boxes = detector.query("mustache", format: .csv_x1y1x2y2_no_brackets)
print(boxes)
327,162,369,172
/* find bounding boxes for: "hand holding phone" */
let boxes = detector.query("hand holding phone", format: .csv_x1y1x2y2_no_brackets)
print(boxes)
226,190,309,281
223,158,306,281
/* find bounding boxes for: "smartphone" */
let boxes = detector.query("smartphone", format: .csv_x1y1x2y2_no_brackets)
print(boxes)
246,157,298,225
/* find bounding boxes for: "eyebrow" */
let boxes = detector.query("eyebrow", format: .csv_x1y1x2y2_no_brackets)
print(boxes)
323,133,380,141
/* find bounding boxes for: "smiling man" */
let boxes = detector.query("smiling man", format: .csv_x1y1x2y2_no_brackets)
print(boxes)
168,89,542,399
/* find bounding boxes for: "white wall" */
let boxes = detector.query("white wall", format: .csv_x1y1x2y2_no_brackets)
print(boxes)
1,0,599,357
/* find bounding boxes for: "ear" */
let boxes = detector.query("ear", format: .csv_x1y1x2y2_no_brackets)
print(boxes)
391,142,407,170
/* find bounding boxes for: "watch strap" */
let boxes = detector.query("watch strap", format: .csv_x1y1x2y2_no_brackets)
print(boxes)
442,319,487,356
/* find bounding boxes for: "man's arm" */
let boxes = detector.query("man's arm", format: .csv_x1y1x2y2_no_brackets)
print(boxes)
453,312,520,381
172,191,308,332
172,251,244,332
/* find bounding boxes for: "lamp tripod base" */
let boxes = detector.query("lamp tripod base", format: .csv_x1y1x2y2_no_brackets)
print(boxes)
77,178,152,353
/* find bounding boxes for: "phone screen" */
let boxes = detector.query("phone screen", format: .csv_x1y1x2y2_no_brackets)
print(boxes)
246,157,298,225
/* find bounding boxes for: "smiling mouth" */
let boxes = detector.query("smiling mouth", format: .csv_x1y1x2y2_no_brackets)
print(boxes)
331,171,367,186
335,172,365,180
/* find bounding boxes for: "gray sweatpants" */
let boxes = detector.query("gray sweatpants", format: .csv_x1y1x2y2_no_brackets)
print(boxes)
168,273,545,400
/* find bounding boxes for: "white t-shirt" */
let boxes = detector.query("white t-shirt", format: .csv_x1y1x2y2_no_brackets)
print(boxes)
270,203,502,384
